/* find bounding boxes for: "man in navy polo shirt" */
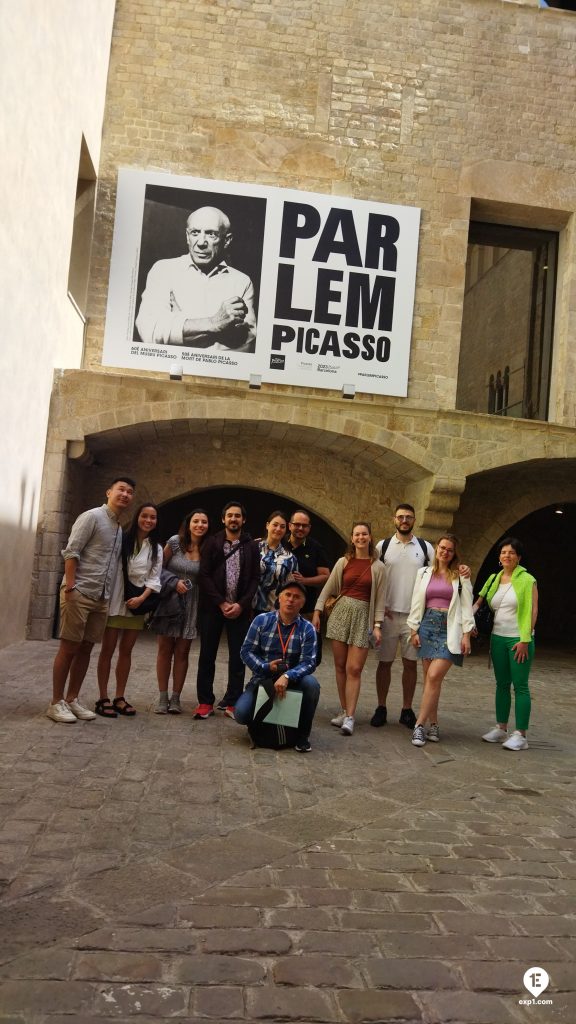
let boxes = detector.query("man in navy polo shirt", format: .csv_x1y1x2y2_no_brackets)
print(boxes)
285,509,330,665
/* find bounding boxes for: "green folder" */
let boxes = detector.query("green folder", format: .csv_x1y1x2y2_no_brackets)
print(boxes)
255,685,303,727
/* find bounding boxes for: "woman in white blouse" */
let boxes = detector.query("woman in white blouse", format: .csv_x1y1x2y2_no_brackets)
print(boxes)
96,504,163,717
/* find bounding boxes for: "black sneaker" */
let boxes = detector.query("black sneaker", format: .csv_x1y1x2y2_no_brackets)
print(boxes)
215,698,228,712
294,739,312,753
370,705,387,727
399,707,416,729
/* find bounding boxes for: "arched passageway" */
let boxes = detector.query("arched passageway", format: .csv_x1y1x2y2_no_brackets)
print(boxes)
159,486,347,565
474,502,576,646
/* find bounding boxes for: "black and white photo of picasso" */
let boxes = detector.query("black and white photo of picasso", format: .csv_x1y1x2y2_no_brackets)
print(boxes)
134,186,266,354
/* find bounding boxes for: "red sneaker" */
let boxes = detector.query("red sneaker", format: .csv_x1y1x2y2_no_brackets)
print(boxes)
224,706,236,719
193,704,214,719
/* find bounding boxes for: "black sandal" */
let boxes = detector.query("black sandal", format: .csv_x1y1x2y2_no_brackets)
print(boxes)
113,697,136,716
95,698,117,718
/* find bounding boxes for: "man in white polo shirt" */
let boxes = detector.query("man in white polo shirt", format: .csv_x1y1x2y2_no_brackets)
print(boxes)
371,504,435,730
372,503,471,729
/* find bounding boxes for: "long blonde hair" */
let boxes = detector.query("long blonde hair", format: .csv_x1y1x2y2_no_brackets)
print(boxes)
432,534,461,580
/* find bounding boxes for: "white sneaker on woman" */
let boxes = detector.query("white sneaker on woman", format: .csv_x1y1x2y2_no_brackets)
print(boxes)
331,711,346,728
68,698,97,721
46,700,77,723
341,716,355,735
502,730,528,751
482,726,508,743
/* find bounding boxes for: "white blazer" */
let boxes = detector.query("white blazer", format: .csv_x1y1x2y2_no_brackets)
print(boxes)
407,567,474,655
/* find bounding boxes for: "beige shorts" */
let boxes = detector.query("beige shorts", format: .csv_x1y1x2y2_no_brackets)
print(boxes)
59,586,108,644
378,611,417,663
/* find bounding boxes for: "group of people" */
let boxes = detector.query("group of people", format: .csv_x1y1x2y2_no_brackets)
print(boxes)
48,482,538,754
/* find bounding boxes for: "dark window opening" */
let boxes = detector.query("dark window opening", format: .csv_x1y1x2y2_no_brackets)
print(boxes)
456,222,558,422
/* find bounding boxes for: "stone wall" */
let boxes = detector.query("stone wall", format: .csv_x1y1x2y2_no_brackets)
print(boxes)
83,0,576,421
27,0,576,640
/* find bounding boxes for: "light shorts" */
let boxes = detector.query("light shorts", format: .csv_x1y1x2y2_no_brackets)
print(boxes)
378,610,418,663
59,586,108,644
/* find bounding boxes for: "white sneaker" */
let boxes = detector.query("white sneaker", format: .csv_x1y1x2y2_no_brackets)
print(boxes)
331,710,346,728
68,698,97,721
502,730,528,751
482,726,508,743
46,700,77,723
341,716,355,735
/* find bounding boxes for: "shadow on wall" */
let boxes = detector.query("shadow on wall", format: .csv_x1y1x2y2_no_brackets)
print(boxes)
0,519,37,649
474,503,576,646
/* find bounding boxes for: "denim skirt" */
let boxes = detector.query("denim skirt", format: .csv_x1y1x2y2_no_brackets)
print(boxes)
417,608,463,667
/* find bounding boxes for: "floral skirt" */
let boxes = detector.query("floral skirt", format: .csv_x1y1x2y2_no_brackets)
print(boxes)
417,608,462,667
326,596,370,649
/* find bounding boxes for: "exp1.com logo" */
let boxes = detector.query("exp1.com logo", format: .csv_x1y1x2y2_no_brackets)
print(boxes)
519,967,553,1007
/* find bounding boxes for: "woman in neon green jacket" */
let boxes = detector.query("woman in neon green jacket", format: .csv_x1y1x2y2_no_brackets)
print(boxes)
474,537,538,752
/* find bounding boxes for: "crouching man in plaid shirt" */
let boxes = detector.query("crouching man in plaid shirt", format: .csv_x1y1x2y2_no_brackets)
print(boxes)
236,580,320,753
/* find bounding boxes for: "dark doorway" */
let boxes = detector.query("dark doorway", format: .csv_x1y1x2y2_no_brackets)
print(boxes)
158,486,346,567
474,503,576,646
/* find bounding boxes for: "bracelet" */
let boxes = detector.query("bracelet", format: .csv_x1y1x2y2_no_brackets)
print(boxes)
65,586,76,593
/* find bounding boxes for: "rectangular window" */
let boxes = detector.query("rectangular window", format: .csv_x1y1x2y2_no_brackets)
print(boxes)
456,222,558,421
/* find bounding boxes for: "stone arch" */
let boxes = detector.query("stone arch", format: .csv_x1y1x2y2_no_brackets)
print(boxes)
452,457,576,576
71,393,437,482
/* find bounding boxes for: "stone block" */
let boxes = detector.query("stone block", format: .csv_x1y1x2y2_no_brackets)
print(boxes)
337,989,421,1022
0,980,95,1015
73,951,165,982
419,991,519,1023
77,927,197,953
247,986,338,1021
193,985,245,1018
361,957,459,990
200,928,292,955
174,955,265,986
93,983,188,1017
178,904,260,929
273,954,362,988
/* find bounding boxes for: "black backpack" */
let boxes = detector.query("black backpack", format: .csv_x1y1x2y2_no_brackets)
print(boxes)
379,536,430,566
247,679,303,750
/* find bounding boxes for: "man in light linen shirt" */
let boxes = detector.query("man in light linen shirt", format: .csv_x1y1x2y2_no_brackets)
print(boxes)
135,206,256,353
47,477,135,724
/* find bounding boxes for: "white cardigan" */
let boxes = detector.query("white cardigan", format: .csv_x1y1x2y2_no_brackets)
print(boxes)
108,539,163,617
407,567,474,655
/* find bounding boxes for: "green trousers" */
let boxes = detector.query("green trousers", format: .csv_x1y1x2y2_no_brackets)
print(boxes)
490,633,534,731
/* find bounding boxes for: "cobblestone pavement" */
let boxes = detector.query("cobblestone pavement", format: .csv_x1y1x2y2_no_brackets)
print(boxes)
0,635,574,1023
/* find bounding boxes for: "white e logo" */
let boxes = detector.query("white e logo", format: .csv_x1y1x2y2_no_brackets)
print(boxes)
523,967,550,996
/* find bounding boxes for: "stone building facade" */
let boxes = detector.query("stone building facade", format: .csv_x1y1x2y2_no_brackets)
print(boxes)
29,0,576,641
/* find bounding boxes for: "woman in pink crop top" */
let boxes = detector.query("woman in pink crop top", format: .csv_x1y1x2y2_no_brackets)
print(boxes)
406,534,474,747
